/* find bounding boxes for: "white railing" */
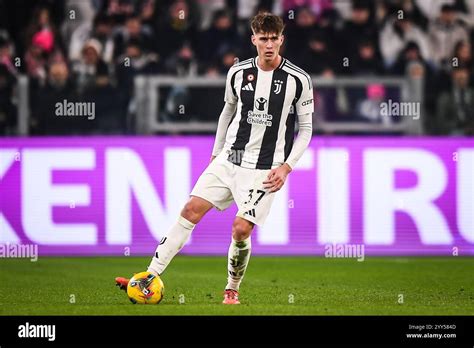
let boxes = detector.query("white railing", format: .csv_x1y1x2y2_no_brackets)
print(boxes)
133,75,423,135
14,75,423,135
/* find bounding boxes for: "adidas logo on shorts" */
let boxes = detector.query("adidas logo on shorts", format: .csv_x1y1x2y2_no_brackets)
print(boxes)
244,209,256,217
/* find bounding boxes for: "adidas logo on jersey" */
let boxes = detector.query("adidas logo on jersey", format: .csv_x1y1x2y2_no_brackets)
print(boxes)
242,83,254,91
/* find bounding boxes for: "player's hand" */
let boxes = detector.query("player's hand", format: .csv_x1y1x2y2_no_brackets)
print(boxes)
263,163,292,193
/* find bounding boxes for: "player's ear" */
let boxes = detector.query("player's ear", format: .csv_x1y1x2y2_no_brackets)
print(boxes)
280,34,285,44
251,34,257,47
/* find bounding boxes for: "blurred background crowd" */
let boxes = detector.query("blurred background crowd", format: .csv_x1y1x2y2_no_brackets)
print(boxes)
0,0,473,135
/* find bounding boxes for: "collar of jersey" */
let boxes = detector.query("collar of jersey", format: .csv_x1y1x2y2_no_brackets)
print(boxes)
254,56,286,72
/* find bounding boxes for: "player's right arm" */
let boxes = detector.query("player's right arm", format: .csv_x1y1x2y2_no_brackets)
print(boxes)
211,66,239,161
210,102,237,162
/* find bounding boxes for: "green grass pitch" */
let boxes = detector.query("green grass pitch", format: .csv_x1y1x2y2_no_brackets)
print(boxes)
0,256,472,315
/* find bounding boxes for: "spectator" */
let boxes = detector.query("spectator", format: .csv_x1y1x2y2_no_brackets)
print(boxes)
391,41,431,75
432,66,474,135
69,13,115,64
114,38,161,132
100,0,157,26
380,14,431,67
24,30,65,87
236,0,274,23
428,4,469,69
452,40,473,74
24,6,65,58
71,39,109,94
24,37,48,86
391,41,440,118
0,37,17,76
61,0,97,46
83,68,127,134
350,39,385,76
416,0,474,24
164,42,198,76
204,48,238,76
300,31,337,76
154,0,200,62
115,39,161,97
196,0,226,30
338,1,380,65
101,0,136,24
0,63,16,134
113,15,155,59
162,42,198,122
31,61,79,135
99,0,159,27
139,0,159,27
377,0,429,31
198,10,238,64
284,6,316,65
0,38,18,133
456,0,474,27
316,9,343,59
356,84,391,125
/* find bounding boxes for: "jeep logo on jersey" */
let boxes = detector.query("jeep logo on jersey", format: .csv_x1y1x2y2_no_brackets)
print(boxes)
255,97,267,111
273,80,283,94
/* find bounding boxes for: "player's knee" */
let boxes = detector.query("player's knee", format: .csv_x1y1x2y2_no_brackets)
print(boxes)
181,201,203,224
232,218,254,241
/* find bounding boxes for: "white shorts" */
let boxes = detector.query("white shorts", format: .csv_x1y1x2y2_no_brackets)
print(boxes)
190,151,276,226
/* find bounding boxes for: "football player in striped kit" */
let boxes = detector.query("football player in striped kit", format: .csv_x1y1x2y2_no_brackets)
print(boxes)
116,12,314,305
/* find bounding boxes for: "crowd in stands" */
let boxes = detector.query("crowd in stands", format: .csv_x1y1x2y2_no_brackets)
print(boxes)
0,0,473,135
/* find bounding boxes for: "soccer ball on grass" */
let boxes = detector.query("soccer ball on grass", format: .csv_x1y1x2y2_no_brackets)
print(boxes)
127,271,164,304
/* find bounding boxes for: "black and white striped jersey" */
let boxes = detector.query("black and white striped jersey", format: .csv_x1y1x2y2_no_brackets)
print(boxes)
222,56,314,170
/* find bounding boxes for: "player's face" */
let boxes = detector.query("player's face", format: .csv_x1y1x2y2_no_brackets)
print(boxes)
252,32,284,63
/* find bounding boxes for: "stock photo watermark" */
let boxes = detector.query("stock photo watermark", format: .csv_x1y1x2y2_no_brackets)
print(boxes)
18,322,55,341
324,243,365,262
55,99,95,120
380,99,420,120
0,243,38,262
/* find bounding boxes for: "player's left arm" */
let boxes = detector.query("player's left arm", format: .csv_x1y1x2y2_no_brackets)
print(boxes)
263,112,312,192
263,77,314,193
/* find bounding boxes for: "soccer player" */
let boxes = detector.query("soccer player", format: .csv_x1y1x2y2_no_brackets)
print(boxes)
116,12,314,304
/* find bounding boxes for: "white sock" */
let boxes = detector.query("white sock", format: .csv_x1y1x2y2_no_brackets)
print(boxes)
225,237,251,291
147,216,195,276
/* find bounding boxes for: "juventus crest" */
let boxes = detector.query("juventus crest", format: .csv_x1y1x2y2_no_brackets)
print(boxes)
273,80,283,94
